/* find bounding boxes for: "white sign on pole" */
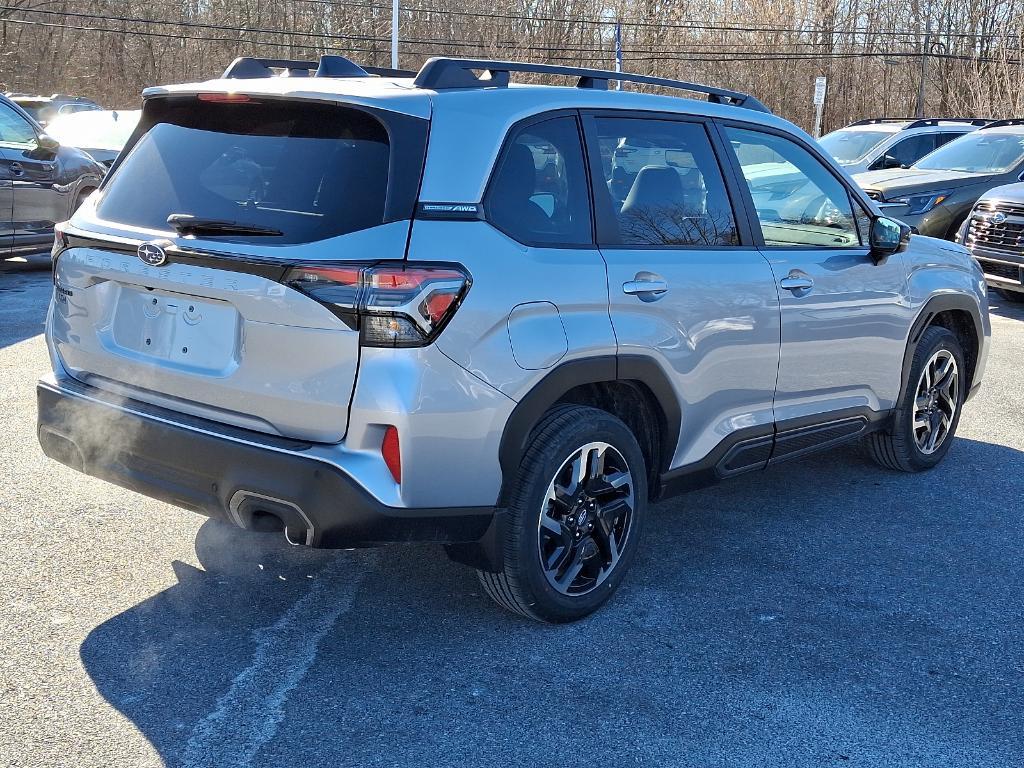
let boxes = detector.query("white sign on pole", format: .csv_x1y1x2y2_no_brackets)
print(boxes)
813,76,827,106
813,76,827,138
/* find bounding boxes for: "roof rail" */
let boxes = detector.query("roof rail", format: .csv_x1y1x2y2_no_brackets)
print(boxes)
849,116,996,129
222,55,414,80
412,57,770,113
979,118,1024,130
849,117,918,125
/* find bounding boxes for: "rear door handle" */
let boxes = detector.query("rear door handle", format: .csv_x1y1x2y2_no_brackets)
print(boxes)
9,162,24,177
623,273,669,302
779,272,814,293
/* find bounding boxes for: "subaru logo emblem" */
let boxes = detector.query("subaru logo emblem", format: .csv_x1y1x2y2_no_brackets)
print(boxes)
137,242,167,266
991,212,1007,225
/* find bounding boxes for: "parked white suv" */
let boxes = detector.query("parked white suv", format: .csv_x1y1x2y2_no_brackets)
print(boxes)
820,118,986,174
37,57,990,622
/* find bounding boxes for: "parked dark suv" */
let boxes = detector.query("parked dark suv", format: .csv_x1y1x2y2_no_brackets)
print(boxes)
0,94,105,260
854,120,1024,239
7,93,101,127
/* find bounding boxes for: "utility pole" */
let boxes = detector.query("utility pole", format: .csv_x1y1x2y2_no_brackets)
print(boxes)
915,13,931,118
391,0,399,70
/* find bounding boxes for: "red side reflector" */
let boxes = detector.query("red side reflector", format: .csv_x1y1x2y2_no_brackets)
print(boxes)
197,93,252,103
382,426,401,484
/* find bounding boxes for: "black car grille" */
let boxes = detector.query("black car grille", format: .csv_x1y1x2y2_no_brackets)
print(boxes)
967,202,1024,255
976,258,1022,284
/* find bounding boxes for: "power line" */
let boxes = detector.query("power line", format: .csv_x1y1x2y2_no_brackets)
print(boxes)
7,6,1018,61
44,0,1024,40
5,15,1021,68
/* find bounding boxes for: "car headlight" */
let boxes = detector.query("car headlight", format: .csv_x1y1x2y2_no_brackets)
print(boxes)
888,190,954,215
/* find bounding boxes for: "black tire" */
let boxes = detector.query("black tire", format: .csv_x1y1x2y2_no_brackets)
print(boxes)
866,325,966,472
478,405,647,623
995,287,1024,304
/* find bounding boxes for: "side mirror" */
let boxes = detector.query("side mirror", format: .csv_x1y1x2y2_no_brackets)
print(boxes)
36,133,60,152
869,216,911,263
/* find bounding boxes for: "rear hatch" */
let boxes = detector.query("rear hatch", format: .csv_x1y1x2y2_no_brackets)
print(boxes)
50,91,429,442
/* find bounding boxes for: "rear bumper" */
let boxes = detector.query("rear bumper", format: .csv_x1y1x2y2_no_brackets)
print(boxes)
36,374,497,548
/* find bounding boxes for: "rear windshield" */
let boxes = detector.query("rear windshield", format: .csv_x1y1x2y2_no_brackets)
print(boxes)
97,98,403,244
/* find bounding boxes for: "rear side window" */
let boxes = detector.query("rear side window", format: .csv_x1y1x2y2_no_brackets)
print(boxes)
485,116,592,246
592,117,738,246
98,99,409,245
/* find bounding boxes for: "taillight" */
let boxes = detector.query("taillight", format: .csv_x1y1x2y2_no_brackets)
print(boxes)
283,263,470,348
51,224,69,278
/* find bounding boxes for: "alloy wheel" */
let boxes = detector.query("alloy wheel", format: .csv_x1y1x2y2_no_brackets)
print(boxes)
913,348,959,455
537,441,635,596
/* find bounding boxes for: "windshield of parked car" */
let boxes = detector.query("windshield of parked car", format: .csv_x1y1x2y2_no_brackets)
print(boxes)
97,98,396,245
914,131,1024,173
818,129,890,163
47,110,140,151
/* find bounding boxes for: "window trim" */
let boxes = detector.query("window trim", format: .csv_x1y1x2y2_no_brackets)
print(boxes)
481,109,596,249
579,109,756,251
713,119,874,253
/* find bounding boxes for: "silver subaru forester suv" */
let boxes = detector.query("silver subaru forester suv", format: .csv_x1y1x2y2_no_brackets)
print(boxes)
37,56,991,622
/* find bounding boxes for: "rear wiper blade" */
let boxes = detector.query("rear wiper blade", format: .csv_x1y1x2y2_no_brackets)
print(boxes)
167,213,283,237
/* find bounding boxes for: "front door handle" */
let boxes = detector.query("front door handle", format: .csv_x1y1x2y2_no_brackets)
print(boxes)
779,272,814,293
9,162,24,177
623,273,669,302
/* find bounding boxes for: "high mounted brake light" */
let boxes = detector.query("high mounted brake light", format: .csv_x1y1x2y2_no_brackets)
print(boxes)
197,93,253,103
283,263,470,348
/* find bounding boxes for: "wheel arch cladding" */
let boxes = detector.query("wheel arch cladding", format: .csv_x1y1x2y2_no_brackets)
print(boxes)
496,355,680,504
903,295,983,397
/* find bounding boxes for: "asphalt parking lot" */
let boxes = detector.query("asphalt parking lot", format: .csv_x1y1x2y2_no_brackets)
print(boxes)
2,266,1023,768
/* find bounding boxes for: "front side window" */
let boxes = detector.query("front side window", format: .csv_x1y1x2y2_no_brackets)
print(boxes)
486,116,591,245
914,131,1024,173
725,127,860,248
0,103,38,147
887,134,937,167
593,117,738,246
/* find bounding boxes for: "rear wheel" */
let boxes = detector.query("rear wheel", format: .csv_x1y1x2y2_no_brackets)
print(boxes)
866,325,965,472
995,287,1024,304
478,405,647,622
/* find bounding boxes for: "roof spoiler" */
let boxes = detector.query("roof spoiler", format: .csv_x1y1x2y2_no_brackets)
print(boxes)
222,56,416,80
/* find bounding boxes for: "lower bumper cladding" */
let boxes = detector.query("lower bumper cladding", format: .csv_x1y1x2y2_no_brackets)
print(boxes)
36,376,496,549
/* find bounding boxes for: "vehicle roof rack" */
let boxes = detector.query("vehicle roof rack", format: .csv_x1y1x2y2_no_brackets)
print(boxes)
849,117,993,128
412,57,770,113
221,55,416,80
979,118,1024,130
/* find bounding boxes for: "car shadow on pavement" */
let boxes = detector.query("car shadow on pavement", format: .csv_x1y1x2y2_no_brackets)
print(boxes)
0,269,51,350
987,292,1024,321
80,437,1024,767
